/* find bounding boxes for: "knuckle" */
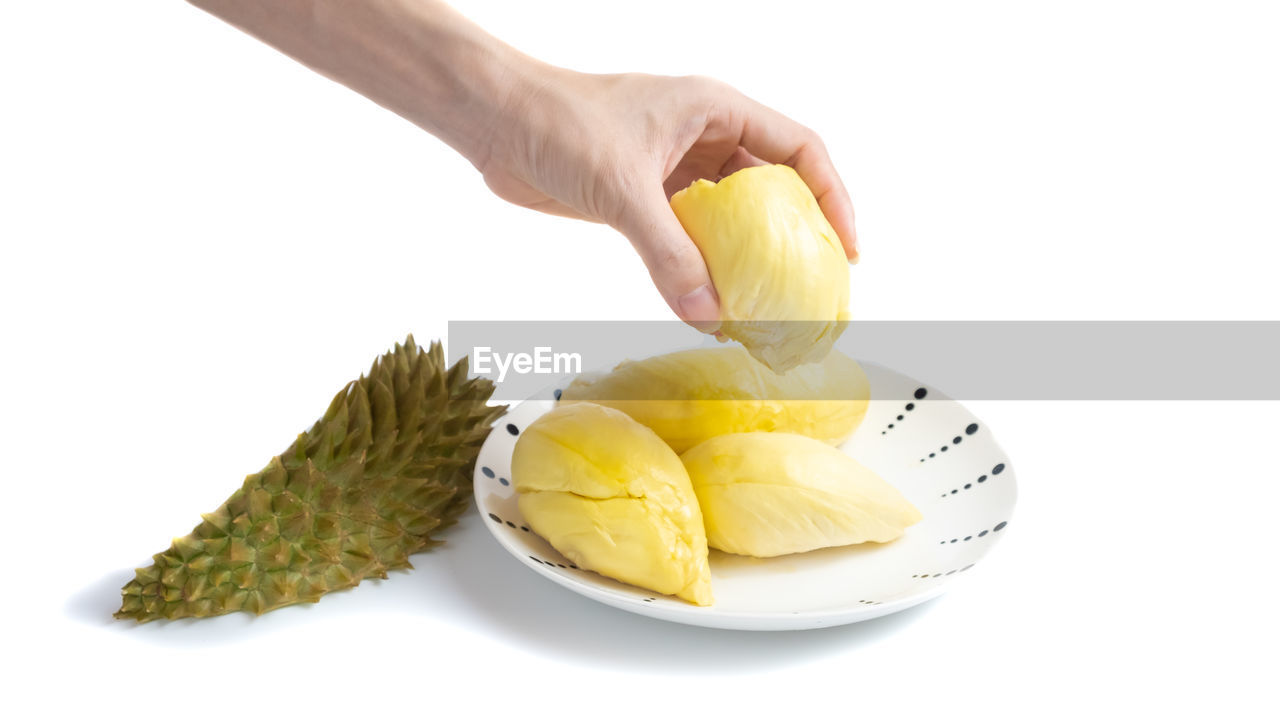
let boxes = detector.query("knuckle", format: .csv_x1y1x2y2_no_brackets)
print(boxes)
797,124,823,147
682,74,731,96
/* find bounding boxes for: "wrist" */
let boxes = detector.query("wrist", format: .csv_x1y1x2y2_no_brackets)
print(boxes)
434,36,560,171
382,5,534,165
307,0,547,167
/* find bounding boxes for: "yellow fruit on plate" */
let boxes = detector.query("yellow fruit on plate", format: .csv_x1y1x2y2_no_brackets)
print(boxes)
670,164,850,372
511,402,713,605
560,345,869,454
681,432,922,558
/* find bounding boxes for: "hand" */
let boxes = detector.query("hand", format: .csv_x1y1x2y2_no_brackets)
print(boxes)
473,70,859,332
183,1,857,332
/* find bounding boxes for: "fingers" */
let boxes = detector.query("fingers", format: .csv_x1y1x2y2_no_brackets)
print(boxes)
735,97,860,262
615,187,722,333
662,146,766,199
717,146,767,179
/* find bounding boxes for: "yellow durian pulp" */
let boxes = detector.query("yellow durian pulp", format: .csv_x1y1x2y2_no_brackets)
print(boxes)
670,164,851,373
511,402,713,605
681,432,922,558
560,345,869,454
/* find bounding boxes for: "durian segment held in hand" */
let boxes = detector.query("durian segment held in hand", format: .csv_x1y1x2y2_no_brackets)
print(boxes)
511,402,713,605
670,164,851,372
561,345,869,453
681,432,922,558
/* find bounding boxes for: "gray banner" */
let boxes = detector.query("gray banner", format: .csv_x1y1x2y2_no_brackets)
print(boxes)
447,321,1280,401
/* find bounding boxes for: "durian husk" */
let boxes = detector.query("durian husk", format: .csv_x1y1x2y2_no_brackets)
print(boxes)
115,336,505,623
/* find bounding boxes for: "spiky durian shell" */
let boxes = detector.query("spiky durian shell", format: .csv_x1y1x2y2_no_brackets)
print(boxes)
116,336,505,622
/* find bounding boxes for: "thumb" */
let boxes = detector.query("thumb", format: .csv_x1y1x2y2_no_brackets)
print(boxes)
615,188,722,333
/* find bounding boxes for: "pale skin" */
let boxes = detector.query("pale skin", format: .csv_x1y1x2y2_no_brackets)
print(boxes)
188,0,859,332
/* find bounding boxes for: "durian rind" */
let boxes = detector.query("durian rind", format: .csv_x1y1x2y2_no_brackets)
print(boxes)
116,336,505,622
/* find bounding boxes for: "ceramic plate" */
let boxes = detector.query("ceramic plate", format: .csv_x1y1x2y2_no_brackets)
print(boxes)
473,362,1017,631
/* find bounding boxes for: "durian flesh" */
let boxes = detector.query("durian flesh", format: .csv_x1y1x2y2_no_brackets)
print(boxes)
681,432,922,558
511,402,713,605
670,164,850,372
560,345,869,454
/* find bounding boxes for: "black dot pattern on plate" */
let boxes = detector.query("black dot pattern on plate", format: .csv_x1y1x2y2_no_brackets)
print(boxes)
491,512,577,568
883,390,926,434
919,423,981,462
506,423,519,436
482,465,512,487
913,564,975,579
553,388,563,401
938,520,1009,545
642,597,655,603
857,599,883,606
940,462,1008,498
528,555,577,570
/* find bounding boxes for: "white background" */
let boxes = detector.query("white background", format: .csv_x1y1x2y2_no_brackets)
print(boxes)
2,0,1277,717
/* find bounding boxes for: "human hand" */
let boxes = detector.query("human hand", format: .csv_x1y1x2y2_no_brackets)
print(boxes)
182,1,855,333
471,70,859,332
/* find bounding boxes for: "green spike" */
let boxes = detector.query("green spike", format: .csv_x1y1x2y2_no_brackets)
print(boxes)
116,336,505,622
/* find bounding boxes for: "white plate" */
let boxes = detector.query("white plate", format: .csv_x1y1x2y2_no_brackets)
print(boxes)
473,362,1017,631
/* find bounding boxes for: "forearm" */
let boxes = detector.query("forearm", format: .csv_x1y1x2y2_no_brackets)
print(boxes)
186,0,542,166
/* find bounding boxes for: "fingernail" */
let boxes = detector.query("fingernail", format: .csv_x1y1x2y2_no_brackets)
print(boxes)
677,284,721,334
